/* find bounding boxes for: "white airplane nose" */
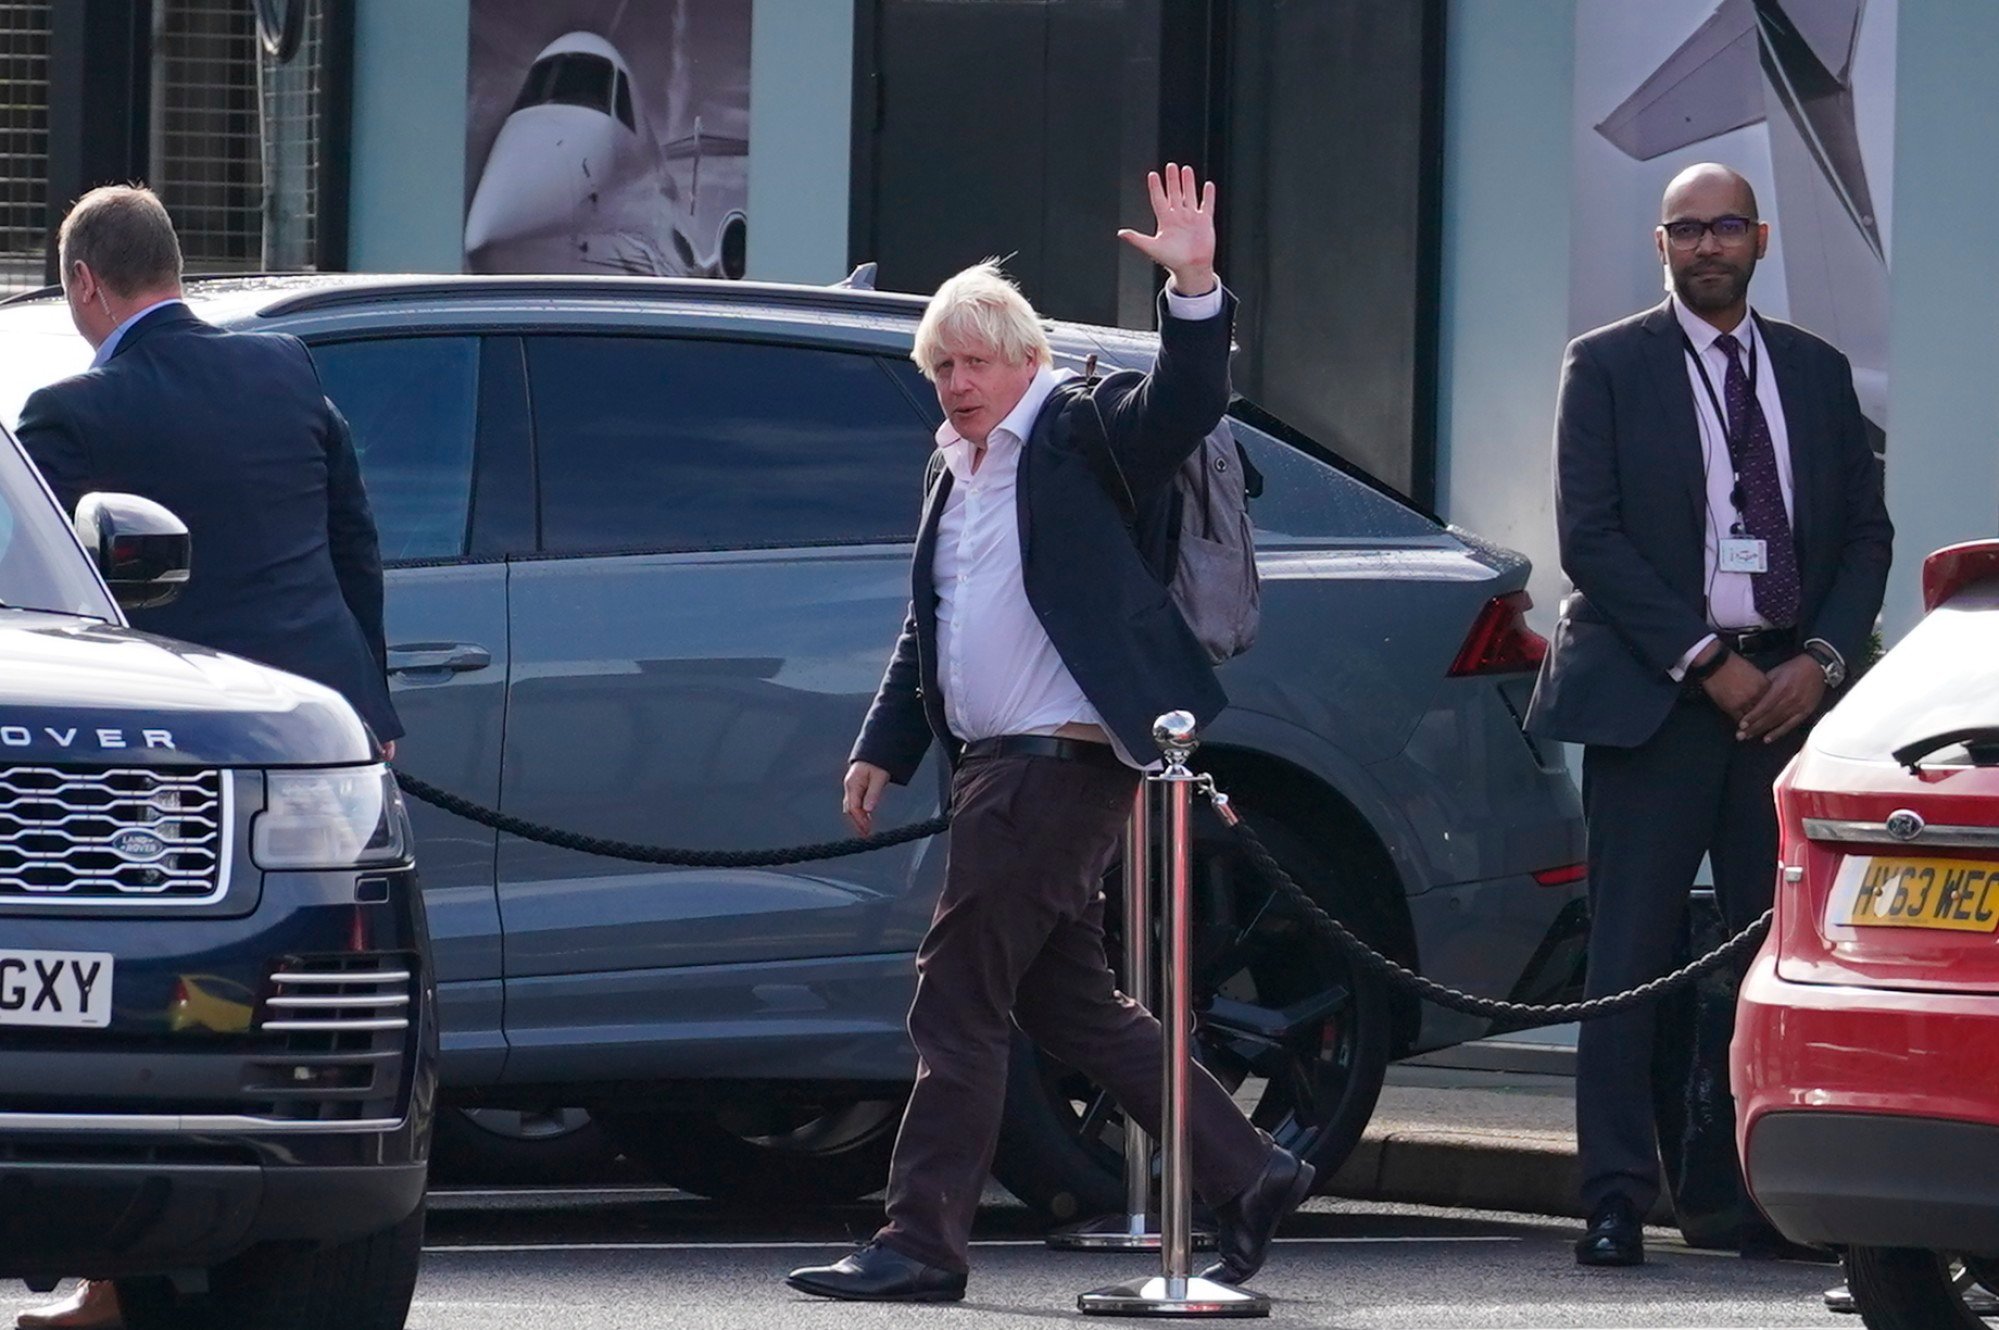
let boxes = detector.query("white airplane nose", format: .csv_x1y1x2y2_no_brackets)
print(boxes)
464,109,613,259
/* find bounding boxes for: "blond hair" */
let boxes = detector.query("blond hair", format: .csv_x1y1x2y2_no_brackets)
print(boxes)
59,185,183,298
910,261,1051,380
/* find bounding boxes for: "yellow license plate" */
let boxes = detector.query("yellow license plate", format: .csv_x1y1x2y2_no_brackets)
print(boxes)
1833,856,1999,932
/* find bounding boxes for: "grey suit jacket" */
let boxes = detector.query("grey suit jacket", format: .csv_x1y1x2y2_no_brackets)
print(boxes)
1524,299,1893,749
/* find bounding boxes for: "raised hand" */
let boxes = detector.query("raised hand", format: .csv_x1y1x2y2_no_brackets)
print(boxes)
1117,163,1217,296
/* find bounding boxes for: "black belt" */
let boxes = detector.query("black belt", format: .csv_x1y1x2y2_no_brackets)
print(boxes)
961,734,1127,769
1715,626,1798,657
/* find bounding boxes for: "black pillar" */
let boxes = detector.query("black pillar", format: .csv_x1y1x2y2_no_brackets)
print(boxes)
44,0,152,284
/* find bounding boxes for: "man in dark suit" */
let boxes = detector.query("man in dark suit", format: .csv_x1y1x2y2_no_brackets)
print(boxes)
1526,163,1892,1268
18,185,401,751
785,166,1310,1304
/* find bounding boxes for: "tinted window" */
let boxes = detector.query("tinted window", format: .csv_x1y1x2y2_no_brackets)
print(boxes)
1228,411,1440,540
513,53,615,115
311,338,479,562
614,73,635,130
885,358,944,428
529,337,933,553
0,432,117,619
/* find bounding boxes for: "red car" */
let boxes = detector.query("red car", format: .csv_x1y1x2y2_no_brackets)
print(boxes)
1735,539,1999,1329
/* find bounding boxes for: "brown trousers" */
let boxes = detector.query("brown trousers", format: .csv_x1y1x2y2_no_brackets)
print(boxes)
874,752,1273,1273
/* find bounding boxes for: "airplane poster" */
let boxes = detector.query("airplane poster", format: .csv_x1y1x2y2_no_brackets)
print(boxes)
1570,0,1896,447
464,0,751,279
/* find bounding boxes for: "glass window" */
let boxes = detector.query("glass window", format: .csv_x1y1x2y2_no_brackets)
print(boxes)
512,53,615,115
1812,596,1999,763
0,432,117,620
884,358,944,428
310,338,480,563
1227,406,1441,541
528,338,934,553
614,73,635,131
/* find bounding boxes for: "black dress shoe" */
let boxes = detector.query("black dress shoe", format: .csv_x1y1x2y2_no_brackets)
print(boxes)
1574,1196,1644,1267
785,1242,967,1302
1199,1147,1316,1285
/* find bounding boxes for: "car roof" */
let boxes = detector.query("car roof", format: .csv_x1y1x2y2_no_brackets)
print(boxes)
0,272,1155,366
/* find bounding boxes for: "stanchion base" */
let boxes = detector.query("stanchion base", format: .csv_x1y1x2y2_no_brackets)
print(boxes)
1078,1275,1270,1317
1047,1214,1217,1251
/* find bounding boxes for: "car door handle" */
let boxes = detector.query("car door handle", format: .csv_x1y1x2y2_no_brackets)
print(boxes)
388,643,492,675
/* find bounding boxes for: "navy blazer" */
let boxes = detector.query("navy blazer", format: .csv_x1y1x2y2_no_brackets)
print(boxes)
851,291,1235,781
18,304,403,743
1525,299,1893,749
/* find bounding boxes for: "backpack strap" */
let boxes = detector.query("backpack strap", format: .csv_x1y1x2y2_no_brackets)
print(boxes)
1065,359,1139,524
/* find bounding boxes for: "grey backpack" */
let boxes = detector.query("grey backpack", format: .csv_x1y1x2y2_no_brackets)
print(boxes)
1073,363,1263,663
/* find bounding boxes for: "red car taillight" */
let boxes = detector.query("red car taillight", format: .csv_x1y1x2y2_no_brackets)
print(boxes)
1921,538,1999,611
1449,592,1548,677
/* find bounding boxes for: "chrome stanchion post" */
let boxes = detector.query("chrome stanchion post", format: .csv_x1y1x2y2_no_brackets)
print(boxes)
1078,712,1270,1318
1049,783,1162,1249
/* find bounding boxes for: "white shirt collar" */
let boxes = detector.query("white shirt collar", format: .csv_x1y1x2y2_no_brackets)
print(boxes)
91,297,185,368
1672,295,1756,356
934,366,1077,480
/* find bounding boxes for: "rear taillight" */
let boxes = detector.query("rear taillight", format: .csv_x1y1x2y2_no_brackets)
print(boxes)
1532,863,1587,887
1449,592,1548,676
1922,539,1999,612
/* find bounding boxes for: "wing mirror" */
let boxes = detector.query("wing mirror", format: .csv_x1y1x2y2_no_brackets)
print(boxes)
73,492,191,610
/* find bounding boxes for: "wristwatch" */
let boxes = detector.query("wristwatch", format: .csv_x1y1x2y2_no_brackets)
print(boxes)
1802,638,1847,689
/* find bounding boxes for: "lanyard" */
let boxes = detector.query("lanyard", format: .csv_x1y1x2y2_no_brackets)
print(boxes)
1682,323,1760,530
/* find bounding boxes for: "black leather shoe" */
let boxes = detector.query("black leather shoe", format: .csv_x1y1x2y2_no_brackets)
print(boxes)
1199,1147,1316,1285
1574,1196,1644,1267
1738,1222,1838,1264
785,1242,967,1302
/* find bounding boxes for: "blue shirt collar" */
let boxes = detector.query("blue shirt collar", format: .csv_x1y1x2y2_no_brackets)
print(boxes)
91,297,186,368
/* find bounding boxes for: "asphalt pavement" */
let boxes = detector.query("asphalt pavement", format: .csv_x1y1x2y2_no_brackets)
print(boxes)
400,1184,1842,1330
19,1048,1849,1329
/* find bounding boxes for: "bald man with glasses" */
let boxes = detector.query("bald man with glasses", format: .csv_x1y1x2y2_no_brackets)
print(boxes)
1525,163,1893,1268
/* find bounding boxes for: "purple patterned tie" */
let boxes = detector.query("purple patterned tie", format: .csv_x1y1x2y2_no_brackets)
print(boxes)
1714,332,1800,627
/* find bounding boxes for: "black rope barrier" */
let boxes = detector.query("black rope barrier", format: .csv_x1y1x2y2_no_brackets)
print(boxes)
1211,792,1770,1023
392,767,1767,1020
391,770,949,867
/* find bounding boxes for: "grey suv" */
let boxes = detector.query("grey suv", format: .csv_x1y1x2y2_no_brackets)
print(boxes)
0,275,1584,1218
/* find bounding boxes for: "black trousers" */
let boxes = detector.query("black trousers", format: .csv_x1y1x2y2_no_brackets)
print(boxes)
1576,691,1806,1215
874,752,1273,1273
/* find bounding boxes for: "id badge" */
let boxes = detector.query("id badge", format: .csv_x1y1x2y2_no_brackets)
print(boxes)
1719,537,1768,574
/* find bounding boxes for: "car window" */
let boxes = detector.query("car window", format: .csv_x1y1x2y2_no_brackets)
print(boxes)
1811,589,1999,763
0,330,92,433
309,337,479,563
1227,408,1441,540
0,432,117,620
527,337,933,554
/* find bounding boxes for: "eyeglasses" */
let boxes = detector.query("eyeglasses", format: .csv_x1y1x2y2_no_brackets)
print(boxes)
1660,215,1757,250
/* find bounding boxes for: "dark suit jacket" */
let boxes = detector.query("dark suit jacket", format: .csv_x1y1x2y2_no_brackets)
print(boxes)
18,303,403,743
851,291,1234,781
1525,299,1893,749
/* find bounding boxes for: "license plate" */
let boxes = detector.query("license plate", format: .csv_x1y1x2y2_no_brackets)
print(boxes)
1830,856,1999,933
0,949,115,1029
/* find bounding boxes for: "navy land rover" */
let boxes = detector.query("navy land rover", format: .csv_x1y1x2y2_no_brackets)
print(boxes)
0,426,433,1329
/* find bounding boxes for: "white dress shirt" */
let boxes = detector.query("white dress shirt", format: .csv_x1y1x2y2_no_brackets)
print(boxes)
1670,297,1796,677
931,281,1224,753
90,297,185,368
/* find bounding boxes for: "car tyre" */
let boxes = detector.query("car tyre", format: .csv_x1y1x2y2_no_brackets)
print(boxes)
991,808,1393,1221
598,1094,905,1205
116,1204,424,1330
1844,1246,1994,1330
431,1105,626,1184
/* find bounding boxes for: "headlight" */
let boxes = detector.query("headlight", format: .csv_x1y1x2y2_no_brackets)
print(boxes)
252,765,409,869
